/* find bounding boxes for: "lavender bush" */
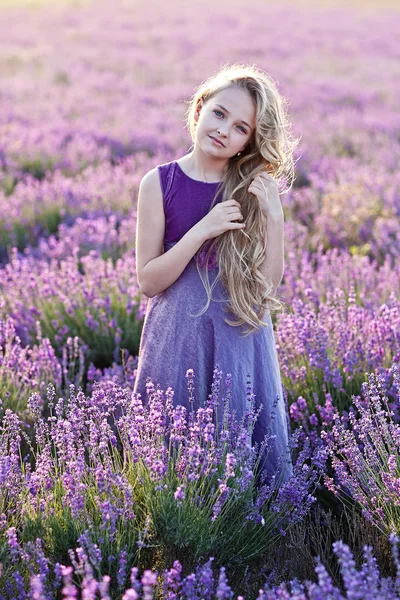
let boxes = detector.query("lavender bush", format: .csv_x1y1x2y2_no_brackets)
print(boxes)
0,155,144,255
3,533,400,599
282,222,400,309
23,213,137,264
275,283,400,413
0,250,147,366
0,366,325,595
323,363,400,536
0,315,62,416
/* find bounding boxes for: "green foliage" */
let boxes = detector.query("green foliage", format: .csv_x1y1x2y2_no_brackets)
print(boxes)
35,294,142,369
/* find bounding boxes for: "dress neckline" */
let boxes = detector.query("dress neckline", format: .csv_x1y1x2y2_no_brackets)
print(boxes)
174,161,222,185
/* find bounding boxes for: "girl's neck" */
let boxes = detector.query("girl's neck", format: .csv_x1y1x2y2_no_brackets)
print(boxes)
182,150,227,183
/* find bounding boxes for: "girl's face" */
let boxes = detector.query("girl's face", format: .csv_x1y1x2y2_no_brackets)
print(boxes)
194,85,256,159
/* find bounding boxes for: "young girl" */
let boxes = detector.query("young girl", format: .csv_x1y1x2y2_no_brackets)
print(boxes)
133,62,299,486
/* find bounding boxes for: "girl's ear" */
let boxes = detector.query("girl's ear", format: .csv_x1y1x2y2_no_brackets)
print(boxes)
194,97,203,123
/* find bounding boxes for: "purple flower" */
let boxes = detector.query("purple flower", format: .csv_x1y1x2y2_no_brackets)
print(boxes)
174,485,185,505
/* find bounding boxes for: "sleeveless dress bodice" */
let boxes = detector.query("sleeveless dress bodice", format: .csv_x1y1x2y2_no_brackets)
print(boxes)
158,159,224,245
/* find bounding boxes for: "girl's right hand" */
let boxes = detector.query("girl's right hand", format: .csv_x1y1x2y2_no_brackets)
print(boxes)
196,199,246,240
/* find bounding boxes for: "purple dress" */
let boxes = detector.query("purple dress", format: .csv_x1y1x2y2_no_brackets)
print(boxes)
133,160,293,485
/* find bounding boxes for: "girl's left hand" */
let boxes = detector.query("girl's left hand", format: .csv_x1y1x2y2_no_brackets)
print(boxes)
248,172,284,219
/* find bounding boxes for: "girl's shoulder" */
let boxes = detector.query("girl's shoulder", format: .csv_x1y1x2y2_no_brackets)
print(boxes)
155,159,176,172
140,160,175,188
154,160,180,202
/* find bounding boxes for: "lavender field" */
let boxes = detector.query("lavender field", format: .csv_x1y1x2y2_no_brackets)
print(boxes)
1,0,400,597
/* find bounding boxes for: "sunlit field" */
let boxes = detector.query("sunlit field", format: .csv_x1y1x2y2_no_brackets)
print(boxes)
0,0,400,597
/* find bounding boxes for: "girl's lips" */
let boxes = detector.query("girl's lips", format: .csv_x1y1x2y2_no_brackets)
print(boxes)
209,135,225,147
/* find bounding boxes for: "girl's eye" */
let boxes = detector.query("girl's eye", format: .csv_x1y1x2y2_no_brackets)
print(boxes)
213,110,247,134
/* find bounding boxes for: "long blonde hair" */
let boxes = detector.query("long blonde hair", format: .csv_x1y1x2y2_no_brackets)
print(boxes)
184,62,301,337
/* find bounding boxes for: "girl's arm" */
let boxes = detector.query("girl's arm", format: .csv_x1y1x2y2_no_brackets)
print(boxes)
260,213,285,296
136,169,208,298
